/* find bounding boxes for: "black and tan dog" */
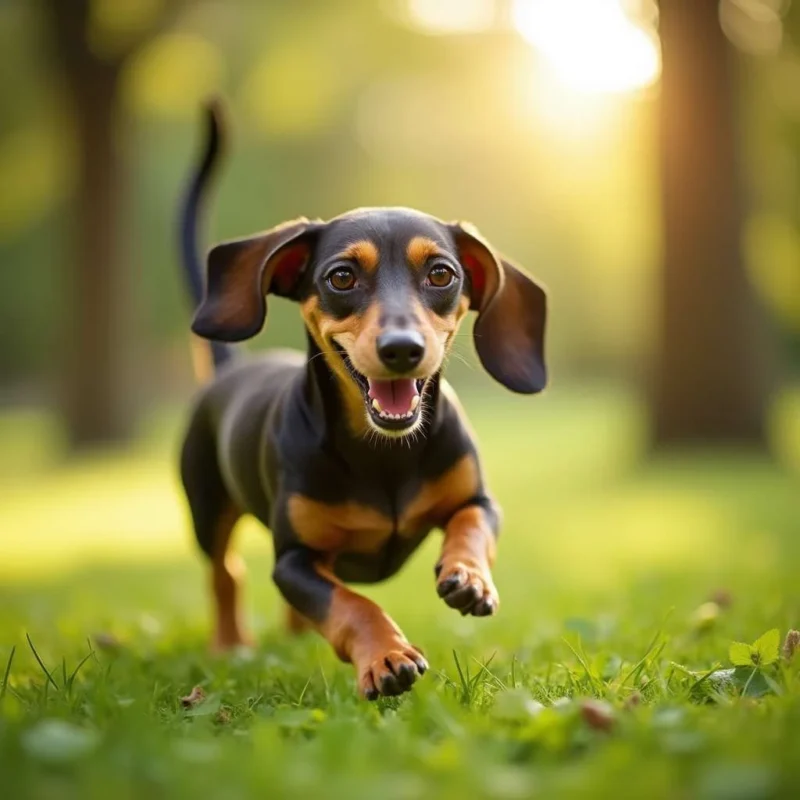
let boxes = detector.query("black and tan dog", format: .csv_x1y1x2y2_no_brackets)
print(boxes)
178,103,548,699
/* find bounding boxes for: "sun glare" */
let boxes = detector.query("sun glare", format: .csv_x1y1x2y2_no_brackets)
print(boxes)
512,0,661,94
406,0,496,35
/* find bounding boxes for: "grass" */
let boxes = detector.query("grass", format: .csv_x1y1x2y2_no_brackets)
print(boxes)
1,383,800,799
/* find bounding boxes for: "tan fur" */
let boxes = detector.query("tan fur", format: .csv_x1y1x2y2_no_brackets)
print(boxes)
400,453,480,530
406,236,441,269
314,566,426,698
287,494,394,552
440,505,497,569
209,505,251,651
189,335,214,384
287,453,479,556
339,240,380,272
301,296,370,436
436,504,499,613
285,605,313,635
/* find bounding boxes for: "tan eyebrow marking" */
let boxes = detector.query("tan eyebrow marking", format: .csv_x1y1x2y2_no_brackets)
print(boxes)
406,236,442,269
339,240,380,272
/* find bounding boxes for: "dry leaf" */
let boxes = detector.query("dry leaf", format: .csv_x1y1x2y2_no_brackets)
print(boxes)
623,691,642,710
580,699,615,731
783,630,799,662
92,632,122,651
180,686,206,708
708,589,733,609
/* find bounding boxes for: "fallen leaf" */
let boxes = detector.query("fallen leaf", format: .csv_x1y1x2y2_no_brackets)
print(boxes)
92,632,122,652
708,589,733,609
184,694,220,717
782,629,799,662
623,691,642,710
180,686,206,708
579,699,615,732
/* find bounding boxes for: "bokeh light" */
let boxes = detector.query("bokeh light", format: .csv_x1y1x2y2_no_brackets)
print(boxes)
405,0,497,35
511,0,661,94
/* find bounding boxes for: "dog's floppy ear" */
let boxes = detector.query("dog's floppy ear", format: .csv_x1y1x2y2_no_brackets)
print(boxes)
192,218,320,342
450,222,548,394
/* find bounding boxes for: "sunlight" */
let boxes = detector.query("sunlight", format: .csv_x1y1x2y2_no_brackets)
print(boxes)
512,0,660,94
405,0,496,35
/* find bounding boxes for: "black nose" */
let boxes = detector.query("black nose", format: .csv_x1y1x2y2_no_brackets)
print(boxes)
376,330,425,373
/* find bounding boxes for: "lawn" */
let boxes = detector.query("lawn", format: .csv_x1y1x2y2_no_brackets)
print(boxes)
1,384,799,799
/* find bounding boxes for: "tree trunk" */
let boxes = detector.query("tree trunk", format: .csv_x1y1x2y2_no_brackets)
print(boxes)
652,0,773,447
45,0,135,448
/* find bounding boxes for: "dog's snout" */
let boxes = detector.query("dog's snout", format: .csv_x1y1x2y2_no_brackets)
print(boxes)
376,330,425,373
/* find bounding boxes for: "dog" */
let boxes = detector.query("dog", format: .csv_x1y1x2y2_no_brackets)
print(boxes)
178,101,548,699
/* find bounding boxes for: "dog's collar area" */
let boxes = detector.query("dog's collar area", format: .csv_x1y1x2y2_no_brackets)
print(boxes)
332,342,426,432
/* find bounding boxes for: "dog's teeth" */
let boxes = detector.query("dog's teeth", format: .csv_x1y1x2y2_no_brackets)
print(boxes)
410,396,420,412
372,398,383,413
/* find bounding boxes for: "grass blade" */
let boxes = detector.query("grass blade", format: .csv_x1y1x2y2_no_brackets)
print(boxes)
0,646,16,701
26,633,59,691
452,650,471,702
562,637,603,695
67,647,97,691
619,630,665,687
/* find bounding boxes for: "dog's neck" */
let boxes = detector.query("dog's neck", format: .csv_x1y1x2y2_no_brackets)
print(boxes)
301,334,442,462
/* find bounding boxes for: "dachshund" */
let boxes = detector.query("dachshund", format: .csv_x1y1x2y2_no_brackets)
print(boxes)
178,102,548,699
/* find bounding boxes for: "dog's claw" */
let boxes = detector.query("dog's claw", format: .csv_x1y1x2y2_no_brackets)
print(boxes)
473,596,495,617
436,561,499,618
357,643,428,700
436,570,465,598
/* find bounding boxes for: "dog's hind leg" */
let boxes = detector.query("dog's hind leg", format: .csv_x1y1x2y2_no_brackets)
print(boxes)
180,411,251,652
285,604,313,635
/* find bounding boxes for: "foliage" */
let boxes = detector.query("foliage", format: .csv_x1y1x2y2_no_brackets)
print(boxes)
1,0,799,387
1,391,799,797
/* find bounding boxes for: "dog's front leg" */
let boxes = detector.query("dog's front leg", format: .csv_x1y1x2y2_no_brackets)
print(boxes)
273,547,428,699
435,502,500,617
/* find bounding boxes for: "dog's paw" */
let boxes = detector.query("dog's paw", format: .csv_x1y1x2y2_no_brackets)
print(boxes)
356,640,428,700
435,560,499,617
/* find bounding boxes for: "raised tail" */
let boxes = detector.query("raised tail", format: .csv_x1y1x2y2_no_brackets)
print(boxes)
179,99,234,379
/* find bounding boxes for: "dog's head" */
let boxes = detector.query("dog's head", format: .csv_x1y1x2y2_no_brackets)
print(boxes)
192,207,547,438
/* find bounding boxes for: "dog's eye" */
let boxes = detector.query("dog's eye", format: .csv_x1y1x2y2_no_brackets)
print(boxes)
328,268,357,291
426,264,455,288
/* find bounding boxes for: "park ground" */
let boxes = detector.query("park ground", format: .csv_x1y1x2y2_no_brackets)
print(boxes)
1,383,800,799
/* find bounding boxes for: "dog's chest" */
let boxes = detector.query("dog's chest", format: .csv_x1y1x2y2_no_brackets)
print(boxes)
286,492,434,554
286,453,478,555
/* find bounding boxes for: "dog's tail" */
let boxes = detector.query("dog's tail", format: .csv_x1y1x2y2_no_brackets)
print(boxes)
179,99,234,381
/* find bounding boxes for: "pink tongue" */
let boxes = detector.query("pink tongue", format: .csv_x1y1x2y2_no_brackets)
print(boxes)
367,379,419,415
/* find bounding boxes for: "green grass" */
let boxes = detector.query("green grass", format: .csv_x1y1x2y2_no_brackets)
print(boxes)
1,384,800,799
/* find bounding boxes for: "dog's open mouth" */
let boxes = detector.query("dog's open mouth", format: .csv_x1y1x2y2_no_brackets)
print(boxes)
334,344,425,431
366,377,424,428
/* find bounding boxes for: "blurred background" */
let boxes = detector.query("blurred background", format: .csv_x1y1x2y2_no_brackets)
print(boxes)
0,0,799,584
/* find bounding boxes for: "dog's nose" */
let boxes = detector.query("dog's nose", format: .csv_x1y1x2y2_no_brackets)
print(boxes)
376,330,425,373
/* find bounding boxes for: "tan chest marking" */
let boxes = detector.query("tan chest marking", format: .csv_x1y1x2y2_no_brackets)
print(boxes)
399,454,480,533
287,455,480,554
288,495,394,553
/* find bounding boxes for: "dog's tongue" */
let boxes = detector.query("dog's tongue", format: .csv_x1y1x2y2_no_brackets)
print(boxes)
367,379,418,415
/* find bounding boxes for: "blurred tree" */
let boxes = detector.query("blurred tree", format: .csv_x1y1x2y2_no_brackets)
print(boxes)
653,0,775,447
42,0,172,448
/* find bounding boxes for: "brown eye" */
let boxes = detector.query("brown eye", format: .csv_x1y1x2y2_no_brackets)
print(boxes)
328,267,356,291
427,264,454,288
